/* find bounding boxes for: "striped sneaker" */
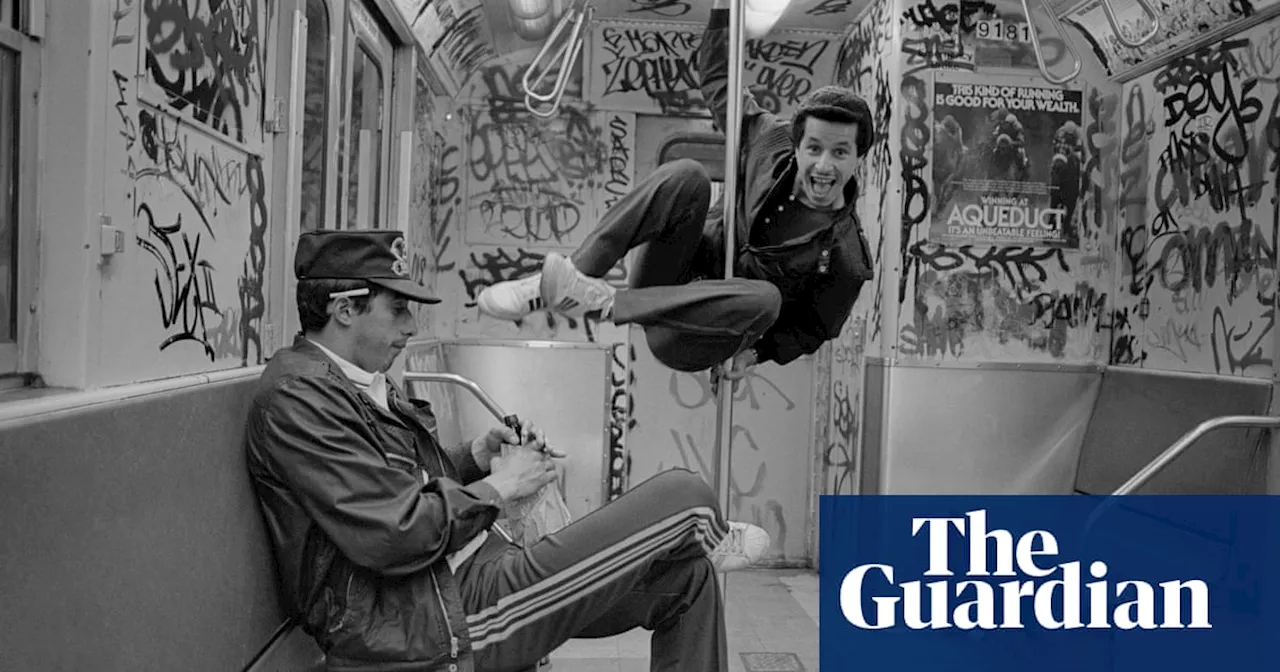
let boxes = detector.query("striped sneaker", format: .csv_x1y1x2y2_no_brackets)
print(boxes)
709,521,770,572
540,252,616,319
476,275,546,321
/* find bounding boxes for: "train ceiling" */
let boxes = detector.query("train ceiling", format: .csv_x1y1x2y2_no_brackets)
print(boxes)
403,0,1280,93
487,0,870,39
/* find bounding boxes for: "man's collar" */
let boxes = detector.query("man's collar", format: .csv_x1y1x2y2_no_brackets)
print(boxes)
307,338,376,386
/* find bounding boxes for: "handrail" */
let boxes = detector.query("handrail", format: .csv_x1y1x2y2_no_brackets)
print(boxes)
1020,0,1083,85
403,371,517,427
1097,0,1160,48
1080,414,1280,549
522,1,593,118
1022,0,1160,85
1112,415,1280,496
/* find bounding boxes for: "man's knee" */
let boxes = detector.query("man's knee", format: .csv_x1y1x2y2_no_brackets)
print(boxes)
653,159,711,198
736,280,782,330
647,468,718,509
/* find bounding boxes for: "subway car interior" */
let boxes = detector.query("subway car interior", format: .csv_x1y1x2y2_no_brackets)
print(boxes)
2,0,1280,669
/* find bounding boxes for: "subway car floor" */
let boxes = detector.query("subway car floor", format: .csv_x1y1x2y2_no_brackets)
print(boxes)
548,569,819,671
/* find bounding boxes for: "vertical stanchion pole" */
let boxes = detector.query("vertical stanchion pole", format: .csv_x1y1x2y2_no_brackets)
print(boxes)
714,0,746,598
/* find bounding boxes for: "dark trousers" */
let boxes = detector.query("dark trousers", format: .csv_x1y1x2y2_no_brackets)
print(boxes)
570,159,781,372
456,469,729,672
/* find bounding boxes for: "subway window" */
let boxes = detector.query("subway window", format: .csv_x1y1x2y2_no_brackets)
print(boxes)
299,0,331,232
658,133,727,182
0,0,30,376
301,0,395,232
342,0,391,230
0,46,16,350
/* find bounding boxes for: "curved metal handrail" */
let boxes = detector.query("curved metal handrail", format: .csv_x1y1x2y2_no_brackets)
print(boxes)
403,371,514,425
1080,414,1280,548
1020,0,1083,85
1023,0,1159,85
522,1,593,118
1097,0,1160,48
1112,415,1280,496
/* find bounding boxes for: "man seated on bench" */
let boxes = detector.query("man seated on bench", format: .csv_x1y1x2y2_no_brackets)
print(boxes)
246,229,770,672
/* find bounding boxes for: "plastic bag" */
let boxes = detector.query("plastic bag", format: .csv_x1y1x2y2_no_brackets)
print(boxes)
497,441,572,546
501,479,573,547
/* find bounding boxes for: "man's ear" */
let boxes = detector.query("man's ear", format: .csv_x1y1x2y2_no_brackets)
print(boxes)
330,297,355,327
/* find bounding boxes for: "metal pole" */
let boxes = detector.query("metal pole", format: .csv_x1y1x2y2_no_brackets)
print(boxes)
713,0,746,597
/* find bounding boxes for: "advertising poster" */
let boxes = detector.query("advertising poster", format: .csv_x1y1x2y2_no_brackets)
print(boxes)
930,76,1085,248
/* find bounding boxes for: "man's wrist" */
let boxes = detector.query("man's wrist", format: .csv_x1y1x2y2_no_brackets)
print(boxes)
469,435,491,471
479,474,513,503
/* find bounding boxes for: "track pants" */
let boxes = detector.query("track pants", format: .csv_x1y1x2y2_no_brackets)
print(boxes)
570,159,782,372
454,469,729,672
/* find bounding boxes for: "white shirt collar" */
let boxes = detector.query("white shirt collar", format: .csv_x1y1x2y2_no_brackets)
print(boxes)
309,339,389,412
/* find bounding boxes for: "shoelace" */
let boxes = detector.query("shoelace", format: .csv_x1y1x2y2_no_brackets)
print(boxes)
715,526,744,555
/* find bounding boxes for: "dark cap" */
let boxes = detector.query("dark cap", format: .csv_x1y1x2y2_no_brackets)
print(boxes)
294,229,440,304
792,85,874,158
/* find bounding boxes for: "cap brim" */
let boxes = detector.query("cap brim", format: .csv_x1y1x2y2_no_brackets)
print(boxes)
368,278,442,304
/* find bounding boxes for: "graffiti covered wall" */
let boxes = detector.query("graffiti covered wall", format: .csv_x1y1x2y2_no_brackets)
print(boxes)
1064,0,1280,78
1112,21,1280,378
424,48,638,500
587,19,843,118
99,0,271,386
889,0,1120,365
408,68,444,333
625,333,817,564
427,53,631,344
824,0,899,496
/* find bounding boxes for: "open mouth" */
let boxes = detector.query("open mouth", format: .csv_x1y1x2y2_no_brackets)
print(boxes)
807,175,837,199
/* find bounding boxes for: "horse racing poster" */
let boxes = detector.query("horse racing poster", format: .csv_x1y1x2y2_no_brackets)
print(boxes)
929,74,1085,249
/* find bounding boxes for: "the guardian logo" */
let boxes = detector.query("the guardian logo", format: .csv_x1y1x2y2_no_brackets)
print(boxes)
840,510,1211,631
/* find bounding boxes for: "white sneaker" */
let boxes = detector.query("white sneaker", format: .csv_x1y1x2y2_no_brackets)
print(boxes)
477,275,545,321
540,252,616,319
709,521,770,572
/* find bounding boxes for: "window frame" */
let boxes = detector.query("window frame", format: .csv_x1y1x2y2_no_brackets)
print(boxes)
319,0,347,232
341,0,394,231
298,0,334,235
0,11,41,377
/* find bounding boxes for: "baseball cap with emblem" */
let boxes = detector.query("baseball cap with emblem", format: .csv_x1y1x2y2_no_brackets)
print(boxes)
295,229,441,304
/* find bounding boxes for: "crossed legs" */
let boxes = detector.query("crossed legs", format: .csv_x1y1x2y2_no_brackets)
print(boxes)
455,469,766,672
477,160,781,372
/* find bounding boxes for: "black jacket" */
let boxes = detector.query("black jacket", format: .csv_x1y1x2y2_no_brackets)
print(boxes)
245,336,502,671
696,9,876,366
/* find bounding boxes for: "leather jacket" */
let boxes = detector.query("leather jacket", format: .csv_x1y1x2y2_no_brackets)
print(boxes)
245,336,503,671
696,9,876,366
